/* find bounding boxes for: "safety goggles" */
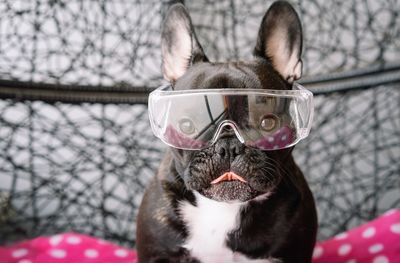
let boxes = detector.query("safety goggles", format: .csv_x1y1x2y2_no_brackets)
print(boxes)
148,83,313,151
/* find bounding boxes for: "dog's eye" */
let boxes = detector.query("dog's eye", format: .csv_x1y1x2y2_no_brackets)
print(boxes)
260,114,279,132
178,118,196,135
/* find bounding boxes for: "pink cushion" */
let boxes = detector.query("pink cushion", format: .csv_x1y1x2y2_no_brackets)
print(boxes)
0,209,399,263
312,209,400,263
0,232,136,263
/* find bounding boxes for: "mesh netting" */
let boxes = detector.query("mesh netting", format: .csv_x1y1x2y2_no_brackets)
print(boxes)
0,102,162,245
1,0,398,87
0,0,399,248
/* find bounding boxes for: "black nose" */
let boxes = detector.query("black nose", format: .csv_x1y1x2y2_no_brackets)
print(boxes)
215,137,244,161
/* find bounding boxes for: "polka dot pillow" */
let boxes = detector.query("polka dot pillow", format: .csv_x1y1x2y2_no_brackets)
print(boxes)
0,209,399,263
312,209,400,263
0,233,136,263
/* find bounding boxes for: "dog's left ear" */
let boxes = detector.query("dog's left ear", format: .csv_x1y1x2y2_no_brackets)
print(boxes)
254,1,303,82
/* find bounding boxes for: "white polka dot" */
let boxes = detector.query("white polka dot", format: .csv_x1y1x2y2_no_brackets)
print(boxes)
114,249,129,258
362,227,376,238
273,145,279,149
18,260,32,263
346,260,357,263
66,236,81,245
281,135,287,141
384,209,397,216
390,223,400,234
49,249,67,258
373,255,389,263
369,244,384,254
312,246,323,259
85,249,99,258
12,248,28,258
334,232,348,240
268,137,274,142
49,235,63,246
338,244,352,256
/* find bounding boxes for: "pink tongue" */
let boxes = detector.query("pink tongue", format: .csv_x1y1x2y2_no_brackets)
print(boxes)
211,172,247,184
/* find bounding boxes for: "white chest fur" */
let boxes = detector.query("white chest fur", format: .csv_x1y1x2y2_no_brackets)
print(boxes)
179,192,277,263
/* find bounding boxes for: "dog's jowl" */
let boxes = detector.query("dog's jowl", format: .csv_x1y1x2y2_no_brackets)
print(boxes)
137,1,318,262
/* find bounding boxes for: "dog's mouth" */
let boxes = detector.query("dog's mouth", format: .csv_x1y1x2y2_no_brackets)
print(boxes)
199,172,261,202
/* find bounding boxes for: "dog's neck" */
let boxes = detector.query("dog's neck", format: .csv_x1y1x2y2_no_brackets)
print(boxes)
179,191,281,263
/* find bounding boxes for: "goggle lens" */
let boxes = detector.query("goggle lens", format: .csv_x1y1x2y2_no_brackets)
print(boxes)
148,84,313,151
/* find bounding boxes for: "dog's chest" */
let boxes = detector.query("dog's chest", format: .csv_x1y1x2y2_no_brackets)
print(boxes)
179,192,274,263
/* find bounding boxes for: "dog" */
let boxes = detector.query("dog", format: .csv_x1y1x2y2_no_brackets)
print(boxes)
137,1,317,262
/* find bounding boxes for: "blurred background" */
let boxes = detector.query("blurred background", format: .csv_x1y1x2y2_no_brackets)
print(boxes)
0,0,399,248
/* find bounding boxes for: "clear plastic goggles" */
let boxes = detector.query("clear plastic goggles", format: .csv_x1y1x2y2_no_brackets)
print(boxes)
148,83,314,151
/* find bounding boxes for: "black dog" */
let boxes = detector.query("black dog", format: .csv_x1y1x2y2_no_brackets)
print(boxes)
137,1,317,262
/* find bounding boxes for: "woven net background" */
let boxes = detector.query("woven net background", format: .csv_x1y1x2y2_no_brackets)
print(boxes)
0,0,399,247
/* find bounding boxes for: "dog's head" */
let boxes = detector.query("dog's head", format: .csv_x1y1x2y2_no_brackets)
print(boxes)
161,1,303,202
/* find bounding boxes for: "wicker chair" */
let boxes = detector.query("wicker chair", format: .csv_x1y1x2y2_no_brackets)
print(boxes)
0,0,399,247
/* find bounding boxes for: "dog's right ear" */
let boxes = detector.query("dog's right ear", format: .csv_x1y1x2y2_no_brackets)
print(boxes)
161,4,208,83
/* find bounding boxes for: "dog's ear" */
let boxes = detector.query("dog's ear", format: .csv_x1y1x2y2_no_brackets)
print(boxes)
161,4,208,83
253,1,303,82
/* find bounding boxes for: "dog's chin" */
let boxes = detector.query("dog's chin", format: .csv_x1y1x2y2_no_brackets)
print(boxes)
198,181,261,203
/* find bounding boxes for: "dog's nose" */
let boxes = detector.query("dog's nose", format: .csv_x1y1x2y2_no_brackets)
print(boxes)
215,137,244,161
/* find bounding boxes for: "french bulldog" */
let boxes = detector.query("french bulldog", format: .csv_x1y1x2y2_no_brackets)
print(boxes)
137,1,317,262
